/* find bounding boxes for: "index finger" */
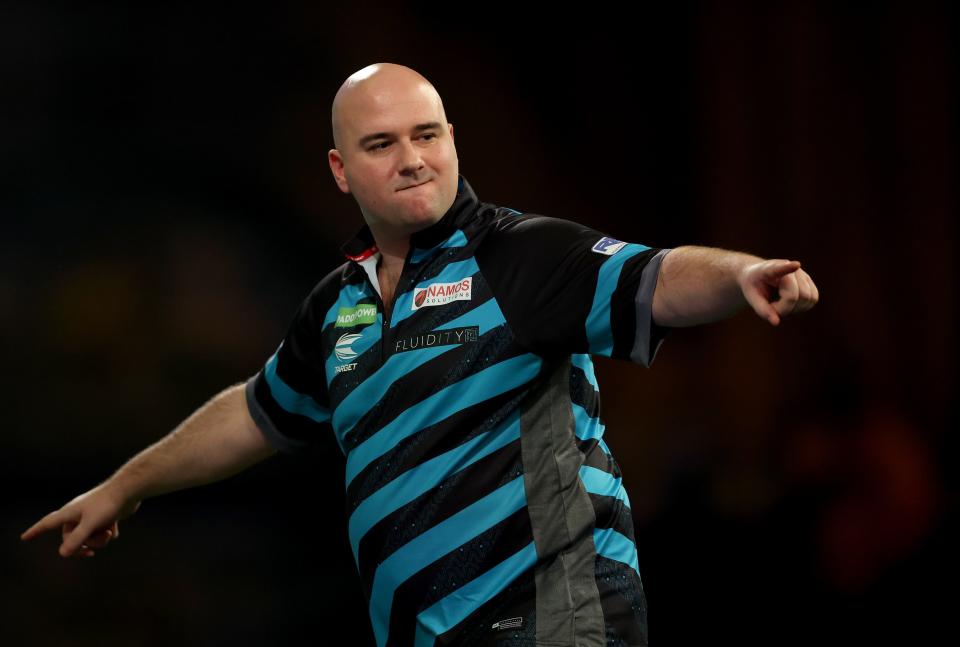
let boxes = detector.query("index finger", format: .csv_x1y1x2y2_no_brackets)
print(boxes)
21,509,69,542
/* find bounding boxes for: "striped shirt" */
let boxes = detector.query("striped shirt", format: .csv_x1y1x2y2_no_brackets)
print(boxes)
246,176,671,646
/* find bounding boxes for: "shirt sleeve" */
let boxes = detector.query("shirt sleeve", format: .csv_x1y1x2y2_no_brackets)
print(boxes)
244,292,333,454
476,213,672,366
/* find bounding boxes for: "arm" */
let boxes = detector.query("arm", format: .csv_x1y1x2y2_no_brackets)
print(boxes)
652,245,820,327
20,382,276,558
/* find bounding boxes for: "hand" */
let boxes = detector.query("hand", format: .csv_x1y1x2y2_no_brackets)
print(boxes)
739,259,819,326
20,482,141,558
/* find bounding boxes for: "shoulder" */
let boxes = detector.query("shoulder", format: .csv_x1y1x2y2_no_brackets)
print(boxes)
483,209,588,236
475,209,604,258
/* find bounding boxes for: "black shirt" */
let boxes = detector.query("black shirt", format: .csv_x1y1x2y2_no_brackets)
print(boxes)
246,175,671,646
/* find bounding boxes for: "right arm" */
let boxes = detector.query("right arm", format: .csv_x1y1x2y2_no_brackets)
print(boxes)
20,382,276,558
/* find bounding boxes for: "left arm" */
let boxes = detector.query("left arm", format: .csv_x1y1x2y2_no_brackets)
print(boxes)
652,245,819,327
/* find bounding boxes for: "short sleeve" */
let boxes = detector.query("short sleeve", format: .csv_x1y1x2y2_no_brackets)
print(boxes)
475,214,672,366
245,294,333,454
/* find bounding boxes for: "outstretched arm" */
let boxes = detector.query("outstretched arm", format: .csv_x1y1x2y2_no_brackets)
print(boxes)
652,245,819,327
20,382,276,558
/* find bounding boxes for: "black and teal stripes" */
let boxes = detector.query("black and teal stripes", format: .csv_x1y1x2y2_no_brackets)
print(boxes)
245,176,665,646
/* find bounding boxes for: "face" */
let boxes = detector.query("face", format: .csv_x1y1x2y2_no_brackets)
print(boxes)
328,78,459,237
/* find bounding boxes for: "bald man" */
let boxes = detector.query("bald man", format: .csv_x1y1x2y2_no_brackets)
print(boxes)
22,63,818,646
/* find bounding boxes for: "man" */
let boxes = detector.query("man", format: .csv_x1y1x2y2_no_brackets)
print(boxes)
22,63,818,646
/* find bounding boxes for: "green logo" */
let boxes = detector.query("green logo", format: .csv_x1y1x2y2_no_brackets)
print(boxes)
335,304,377,328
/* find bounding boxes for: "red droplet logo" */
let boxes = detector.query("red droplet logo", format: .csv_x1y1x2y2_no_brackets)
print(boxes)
414,289,427,308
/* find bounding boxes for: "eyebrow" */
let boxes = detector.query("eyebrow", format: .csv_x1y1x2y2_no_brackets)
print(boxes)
358,122,443,147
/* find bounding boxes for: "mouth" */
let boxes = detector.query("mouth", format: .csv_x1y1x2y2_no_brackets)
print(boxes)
397,179,431,192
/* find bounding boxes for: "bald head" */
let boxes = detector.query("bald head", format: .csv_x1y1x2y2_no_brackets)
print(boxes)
326,63,459,237
331,63,447,153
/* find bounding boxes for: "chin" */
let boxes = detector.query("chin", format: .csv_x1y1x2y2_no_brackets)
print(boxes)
397,199,444,224
404,210,444,231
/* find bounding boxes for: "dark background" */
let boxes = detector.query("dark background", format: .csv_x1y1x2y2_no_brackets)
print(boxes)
4,1,955,645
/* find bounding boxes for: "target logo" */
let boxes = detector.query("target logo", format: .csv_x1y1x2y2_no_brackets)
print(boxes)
334,333,363,361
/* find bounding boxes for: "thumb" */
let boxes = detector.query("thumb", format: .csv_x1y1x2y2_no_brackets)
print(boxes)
60,518,94,557
742,282,781,326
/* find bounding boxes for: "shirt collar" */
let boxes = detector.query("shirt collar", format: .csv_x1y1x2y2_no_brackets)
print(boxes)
339,175,480,261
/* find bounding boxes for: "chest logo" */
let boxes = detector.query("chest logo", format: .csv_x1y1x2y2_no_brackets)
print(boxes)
412,277,473,310
591,237,628,256
334,333,363,361
335,304,377,328
394,326,479,354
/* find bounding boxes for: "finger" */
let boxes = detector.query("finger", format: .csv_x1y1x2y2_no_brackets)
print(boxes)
763,260,802,280
795,271,817,312
111,521,119,539
62,519,77,539
21,510,69,542
803,270,820,306
771,272,799,317
742,283,781,326
72,544,95,559
84,528,113,549
76,543,93,557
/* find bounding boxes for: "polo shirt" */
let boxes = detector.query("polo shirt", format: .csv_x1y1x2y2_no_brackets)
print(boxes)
246,175,671,646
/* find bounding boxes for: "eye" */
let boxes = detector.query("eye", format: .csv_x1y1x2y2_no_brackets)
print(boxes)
368,141,391,151
420,133,436,141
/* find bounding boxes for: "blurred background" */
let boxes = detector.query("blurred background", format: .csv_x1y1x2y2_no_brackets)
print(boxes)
4,1,955,645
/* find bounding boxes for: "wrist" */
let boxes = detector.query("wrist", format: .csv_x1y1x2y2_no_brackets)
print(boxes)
104,467,148,508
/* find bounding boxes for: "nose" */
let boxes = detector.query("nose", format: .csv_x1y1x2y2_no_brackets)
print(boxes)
398,139,424,175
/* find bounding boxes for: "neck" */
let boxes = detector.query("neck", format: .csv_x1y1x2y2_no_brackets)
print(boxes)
372,234,409,273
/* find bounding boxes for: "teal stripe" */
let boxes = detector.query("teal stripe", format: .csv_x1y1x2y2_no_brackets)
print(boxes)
263,348,330,423
585,244,649,356
348,412,521,559
572,353,599,390
409,229,468,264
391,257,481,328
593,527,640,577
332,298,507,437
413,542,538,647
571,354,606,453
580,465,631,509
322,283,375,330
345,354,541,486
572,401,613,456
369,476,527,647
572,402,605,443
323,314,383,380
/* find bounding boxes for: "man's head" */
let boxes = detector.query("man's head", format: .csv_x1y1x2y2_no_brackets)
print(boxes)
328,63,459,237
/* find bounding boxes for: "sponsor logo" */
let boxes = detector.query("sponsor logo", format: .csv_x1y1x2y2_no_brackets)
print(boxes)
394,326,479,354
335,303,377,328
334,333,363,361
334,362,358,374
591,237,628,256
412,277,472,310
492,617,523,631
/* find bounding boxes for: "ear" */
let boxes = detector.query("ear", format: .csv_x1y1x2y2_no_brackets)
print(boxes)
448,123,454,142
328,149,351,194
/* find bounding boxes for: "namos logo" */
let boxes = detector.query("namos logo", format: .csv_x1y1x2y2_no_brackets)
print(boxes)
412,277,473,310
334,333,363,361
